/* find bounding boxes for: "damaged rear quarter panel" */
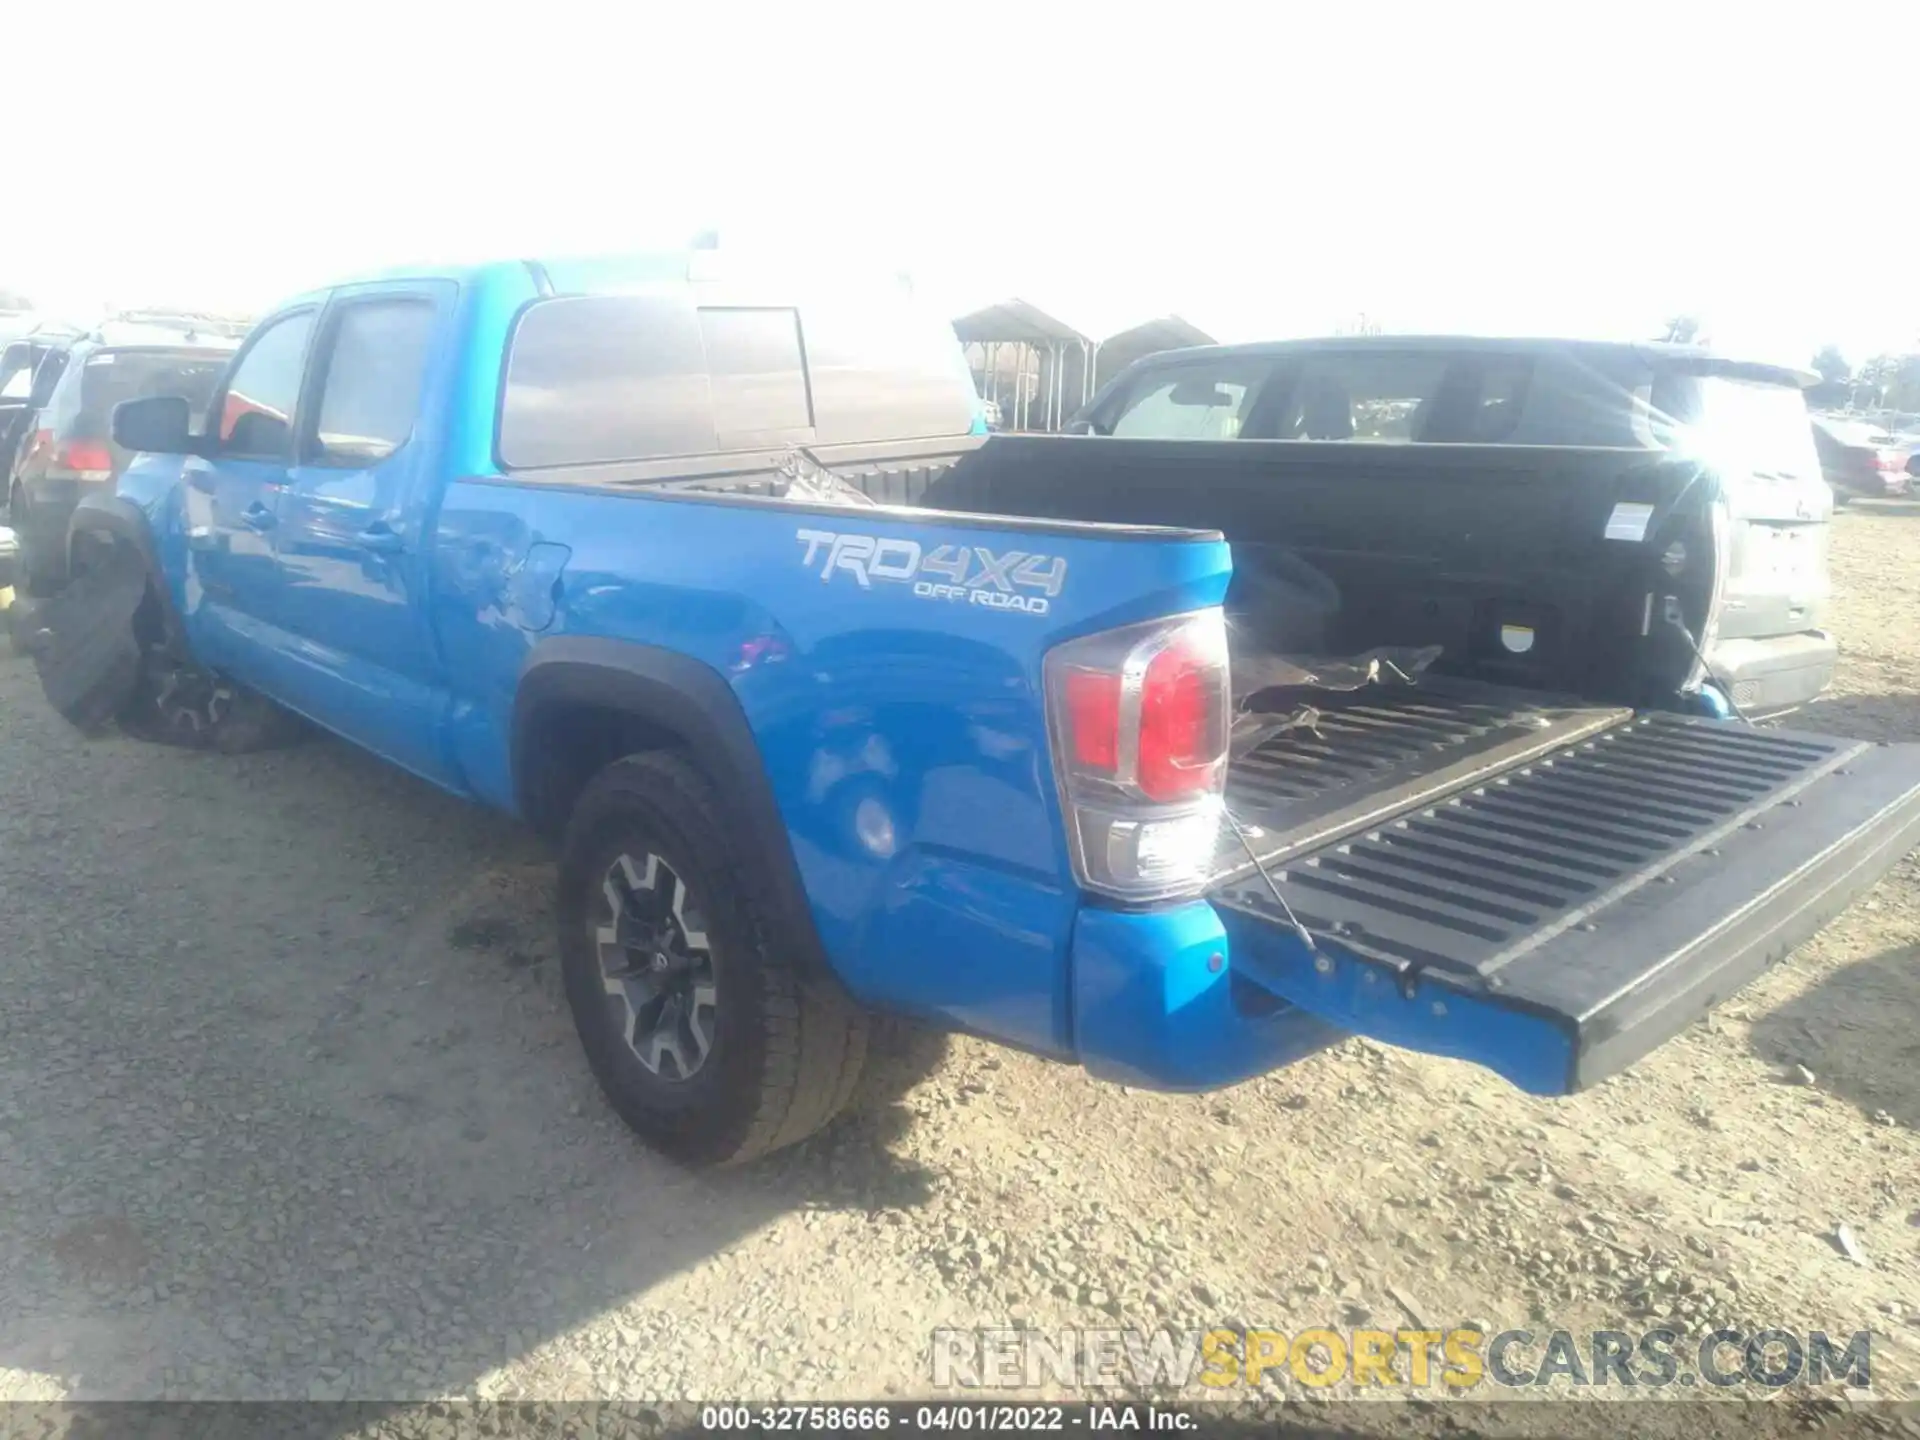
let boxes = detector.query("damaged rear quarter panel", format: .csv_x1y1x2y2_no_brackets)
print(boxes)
535,486,1232,1053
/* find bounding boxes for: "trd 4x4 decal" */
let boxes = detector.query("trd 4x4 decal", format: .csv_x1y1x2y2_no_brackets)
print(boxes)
796,529,1067,616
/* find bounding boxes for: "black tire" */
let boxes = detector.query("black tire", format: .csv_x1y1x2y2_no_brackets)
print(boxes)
19,546,65,598
558,751,869,1166
107,583,308,753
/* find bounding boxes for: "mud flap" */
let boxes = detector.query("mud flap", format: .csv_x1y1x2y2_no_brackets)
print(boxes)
1214,714,1920,1094
27,557,150,734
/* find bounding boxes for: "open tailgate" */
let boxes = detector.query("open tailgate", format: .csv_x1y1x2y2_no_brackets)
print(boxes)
1214,713,1920,1094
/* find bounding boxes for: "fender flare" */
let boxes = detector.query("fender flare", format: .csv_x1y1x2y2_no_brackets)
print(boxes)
513,636,832,978
66,494,188,651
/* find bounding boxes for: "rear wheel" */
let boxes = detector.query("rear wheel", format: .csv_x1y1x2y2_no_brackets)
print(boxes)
558,752,868,1166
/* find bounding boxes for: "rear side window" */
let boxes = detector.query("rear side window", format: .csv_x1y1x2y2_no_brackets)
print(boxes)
310,299,436,465
1277,355,1455,441
218,311,315,460
1110,371,1257,440
1105,352,1533,443
50,349,228,438
1,345,66,404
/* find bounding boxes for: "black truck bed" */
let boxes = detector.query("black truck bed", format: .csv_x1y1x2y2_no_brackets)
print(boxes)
1216,680,1627,880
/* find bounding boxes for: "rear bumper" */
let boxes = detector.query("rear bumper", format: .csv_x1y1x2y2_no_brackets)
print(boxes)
1706,630,1835,715
1069,901,1343,1090
1833,474,1908,497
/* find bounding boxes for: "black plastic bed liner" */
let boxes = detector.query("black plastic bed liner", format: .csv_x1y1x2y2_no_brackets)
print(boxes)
1216,680,1629,879
1213,698,1920,1091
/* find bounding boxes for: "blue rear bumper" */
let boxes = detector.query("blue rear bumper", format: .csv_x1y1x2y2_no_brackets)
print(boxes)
1070,899,1343,1091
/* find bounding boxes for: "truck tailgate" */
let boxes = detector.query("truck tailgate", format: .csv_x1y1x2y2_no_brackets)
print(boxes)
1214,712,1920,1094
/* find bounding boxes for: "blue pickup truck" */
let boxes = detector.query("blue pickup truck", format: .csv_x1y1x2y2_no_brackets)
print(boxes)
25,251,1920,1166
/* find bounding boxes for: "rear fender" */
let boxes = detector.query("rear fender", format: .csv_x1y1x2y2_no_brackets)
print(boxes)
513,637,836,983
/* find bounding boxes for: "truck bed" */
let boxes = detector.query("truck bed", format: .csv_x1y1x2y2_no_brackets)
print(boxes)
1215,679,1627,880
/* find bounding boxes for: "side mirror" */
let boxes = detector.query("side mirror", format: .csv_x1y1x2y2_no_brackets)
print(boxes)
111,395,195,455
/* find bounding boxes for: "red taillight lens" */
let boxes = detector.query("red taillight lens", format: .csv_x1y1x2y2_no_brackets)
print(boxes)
1064,669,1121,774
1045,609,1231,901
1138,638,1226,801
55,439,114,475
1872,451,1905,472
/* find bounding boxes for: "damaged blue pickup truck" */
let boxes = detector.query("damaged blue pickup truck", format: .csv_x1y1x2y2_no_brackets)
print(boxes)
26,251,1920,1165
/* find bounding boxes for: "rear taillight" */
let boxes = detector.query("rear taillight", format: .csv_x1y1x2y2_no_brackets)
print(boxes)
1045,609,1230,901
1872,451,1906,472
49,439,114,480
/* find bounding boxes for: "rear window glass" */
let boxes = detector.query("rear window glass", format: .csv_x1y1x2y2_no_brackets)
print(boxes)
52,349,229,437
698,307,814,439
800,288,979,445
501,294,713,469
499,288,976,470
1655,376,1819,479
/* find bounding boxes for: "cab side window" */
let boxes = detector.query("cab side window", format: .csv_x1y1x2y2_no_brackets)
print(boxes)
217,312,315,461
309,300,436,466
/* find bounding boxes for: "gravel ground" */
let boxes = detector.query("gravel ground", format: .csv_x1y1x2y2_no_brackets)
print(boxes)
0,506,1917,1428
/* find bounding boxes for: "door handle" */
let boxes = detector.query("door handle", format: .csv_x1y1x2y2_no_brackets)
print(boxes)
241,502,276,531
355,524,405,555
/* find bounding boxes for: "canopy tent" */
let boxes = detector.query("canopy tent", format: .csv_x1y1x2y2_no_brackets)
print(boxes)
952,300,1091,433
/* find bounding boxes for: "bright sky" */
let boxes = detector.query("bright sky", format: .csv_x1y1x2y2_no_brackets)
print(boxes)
7,2,1916,369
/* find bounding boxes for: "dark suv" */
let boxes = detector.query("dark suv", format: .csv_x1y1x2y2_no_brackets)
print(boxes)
7,328,235,592
1072,336,1837,715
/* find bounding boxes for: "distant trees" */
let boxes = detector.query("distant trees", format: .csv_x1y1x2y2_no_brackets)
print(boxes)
1811,345,1850,383
1868,354,1920,412
1660,314,1707,345
0,287,32,311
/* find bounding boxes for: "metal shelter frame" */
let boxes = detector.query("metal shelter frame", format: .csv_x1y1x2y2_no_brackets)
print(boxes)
952,299,1093,433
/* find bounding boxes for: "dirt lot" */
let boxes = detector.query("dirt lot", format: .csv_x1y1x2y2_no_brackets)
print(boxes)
0,506,1916,1429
